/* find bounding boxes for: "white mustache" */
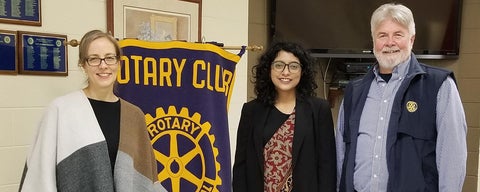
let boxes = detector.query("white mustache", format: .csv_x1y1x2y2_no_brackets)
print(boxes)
381,48,400,53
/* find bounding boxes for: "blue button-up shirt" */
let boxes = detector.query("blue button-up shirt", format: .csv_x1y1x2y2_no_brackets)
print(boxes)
336,57,467,192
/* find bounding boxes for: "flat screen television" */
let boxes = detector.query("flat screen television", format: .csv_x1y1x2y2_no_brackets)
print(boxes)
272,0,463,59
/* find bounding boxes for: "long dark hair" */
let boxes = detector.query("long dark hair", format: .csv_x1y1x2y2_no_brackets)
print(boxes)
252,42,317,105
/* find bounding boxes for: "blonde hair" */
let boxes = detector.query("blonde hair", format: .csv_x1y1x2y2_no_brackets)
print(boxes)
77,30,121,67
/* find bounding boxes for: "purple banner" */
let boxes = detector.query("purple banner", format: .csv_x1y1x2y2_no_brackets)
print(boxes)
117,39,244,192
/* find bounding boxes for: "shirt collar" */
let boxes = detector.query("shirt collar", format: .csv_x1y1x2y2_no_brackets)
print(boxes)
373,56,411,82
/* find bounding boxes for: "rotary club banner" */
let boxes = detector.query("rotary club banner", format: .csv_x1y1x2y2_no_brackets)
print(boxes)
116,39,245,192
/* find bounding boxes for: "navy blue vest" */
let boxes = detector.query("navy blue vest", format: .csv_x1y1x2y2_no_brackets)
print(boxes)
339,55,453,192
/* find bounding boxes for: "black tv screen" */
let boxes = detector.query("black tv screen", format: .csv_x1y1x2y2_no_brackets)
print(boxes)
272,0,462,59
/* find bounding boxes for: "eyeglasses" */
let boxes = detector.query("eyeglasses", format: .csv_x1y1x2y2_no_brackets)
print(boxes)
271,61,302,73
86,56,119,66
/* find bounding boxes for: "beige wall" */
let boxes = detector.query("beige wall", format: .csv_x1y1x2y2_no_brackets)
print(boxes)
0,0,248,191
0,1,105,191
458,1,480,191
248,0,480,191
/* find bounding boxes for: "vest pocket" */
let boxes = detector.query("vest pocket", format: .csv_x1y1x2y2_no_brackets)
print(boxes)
397,122,436,141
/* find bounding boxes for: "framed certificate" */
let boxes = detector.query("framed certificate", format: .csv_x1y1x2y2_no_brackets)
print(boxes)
18,31,68,76
0,30,18,74
0,0,41,26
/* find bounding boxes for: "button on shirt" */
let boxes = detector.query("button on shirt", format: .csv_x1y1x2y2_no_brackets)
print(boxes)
353,61,406,191
335,57,467,192
335,60,408,191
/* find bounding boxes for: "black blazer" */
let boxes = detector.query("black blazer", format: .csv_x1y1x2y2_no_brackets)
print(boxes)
233,97,336,192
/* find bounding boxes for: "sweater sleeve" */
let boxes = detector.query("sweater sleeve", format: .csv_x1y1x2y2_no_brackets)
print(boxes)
19,103,59,192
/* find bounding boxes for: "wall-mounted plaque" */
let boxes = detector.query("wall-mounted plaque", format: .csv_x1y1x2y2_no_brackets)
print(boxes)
0,0,41,26
18,31,67,76
0,29,17,74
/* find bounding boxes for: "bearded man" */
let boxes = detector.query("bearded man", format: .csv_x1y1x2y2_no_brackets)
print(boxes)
335,3,467,192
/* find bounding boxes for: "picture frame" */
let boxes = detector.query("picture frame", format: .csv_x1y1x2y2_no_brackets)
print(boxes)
106,0,202,42
0,29,18,75
18,31,68,76
0,0,42,26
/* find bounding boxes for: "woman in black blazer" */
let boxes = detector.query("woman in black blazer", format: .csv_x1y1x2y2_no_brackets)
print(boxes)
233,42,336,192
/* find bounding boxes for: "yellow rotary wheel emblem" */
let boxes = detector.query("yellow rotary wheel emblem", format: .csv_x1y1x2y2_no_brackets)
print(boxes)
406,101,418,113
145,106,222,192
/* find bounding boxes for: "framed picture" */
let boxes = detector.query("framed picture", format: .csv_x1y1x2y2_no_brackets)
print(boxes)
0,0,42,26
18,31,68,76
0,30,18,74
106,0,201,42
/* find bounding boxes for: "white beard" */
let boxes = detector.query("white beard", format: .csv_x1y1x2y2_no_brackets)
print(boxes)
374,47,411,71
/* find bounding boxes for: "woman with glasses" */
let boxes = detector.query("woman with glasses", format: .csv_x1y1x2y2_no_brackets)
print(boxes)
232,41,336,192
19,30,165,192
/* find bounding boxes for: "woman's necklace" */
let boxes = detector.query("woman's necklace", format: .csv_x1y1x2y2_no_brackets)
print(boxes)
275,101,295,114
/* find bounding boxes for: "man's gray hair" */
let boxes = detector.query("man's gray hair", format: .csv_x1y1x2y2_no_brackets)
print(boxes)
371,3,416,38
